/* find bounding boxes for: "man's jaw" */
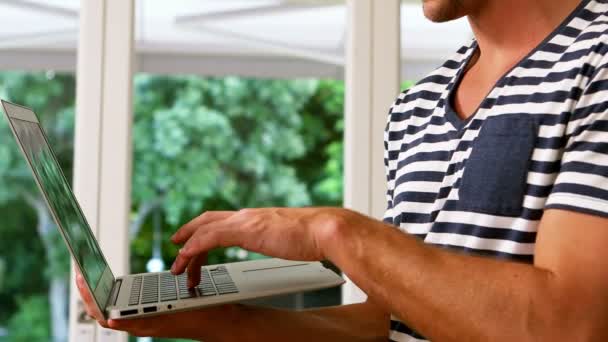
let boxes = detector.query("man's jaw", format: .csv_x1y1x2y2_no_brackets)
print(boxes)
421,0,469,23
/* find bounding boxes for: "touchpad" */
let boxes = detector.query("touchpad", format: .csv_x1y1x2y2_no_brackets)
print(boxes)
240,263,322,292
242,263,309,274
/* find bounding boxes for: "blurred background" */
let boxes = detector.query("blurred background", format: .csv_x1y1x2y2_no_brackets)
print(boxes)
0,1,470,341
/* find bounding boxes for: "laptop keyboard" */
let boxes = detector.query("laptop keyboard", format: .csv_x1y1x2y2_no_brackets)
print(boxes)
128,266,239,306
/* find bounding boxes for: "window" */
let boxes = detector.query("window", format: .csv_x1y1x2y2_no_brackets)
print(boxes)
129,74,344,305
0,71,76,342
129,1,346,341
0,1,79,340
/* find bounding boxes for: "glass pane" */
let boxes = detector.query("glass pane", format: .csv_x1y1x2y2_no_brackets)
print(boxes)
0,1,79,341
130,1,345,341
0,71,76,342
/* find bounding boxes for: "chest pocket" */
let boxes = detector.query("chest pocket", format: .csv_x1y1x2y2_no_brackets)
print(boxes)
459,115,537,216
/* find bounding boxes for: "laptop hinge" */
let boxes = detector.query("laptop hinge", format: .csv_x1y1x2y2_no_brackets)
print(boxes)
107,279,123,307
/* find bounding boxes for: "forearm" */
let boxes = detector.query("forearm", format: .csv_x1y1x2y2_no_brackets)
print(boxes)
221,301,388,342
322,214,564,341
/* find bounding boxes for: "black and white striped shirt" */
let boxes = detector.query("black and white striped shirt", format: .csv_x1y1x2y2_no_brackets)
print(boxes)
385,1,608,340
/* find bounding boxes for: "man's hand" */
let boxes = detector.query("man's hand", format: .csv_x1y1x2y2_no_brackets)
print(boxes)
75,272,242,340
76,273,110,328
74,207,389,341
75,268,389,341
169,207,354,285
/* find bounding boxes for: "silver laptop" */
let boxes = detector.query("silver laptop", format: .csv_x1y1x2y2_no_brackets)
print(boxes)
1,99,344,320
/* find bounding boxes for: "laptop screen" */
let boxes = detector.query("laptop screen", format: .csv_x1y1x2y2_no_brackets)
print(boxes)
6,109,113,309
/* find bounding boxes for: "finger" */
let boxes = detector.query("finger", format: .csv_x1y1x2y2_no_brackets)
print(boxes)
107,313,181,335
181,228,237,258
170,249,190,275
171,229,224,276
107,319,148,336
76,275,95,318
76,275,95,311
76,276,104,324
108,318,145,330
186,253,207,288
171,211,233,244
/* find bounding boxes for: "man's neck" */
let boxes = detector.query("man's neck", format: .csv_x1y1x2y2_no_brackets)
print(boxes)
467,0,584,71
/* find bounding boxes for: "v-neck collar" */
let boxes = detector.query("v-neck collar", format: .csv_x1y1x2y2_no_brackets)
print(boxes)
443,0,592,131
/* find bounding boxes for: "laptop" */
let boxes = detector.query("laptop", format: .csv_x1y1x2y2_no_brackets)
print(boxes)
1,99,344,320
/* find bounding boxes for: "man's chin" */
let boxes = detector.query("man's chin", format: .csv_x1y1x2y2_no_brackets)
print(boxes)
422,0,466,23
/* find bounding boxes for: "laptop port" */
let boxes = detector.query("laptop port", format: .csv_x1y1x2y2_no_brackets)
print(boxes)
120,309,138,316
143,306,157,313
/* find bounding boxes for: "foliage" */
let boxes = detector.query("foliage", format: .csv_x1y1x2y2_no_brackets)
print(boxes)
130,75,345,273
0,72,74,340
6,295,51,342
0,205,47,324
402,80,415,92
298,80,345,204
132,76,317,223
0,72,74,277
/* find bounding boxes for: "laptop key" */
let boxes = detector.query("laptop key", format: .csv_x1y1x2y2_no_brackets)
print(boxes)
197,268,217,296
211,275,232,284
217,288,238,295
209,267,239,295
159,274,177,302
199,288,217,296
141,275,159,303
129,276,143,306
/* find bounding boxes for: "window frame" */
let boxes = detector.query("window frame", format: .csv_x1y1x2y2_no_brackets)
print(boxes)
71,1,401,340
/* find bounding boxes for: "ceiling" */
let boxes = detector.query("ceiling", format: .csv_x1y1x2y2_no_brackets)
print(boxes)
0,0,472,80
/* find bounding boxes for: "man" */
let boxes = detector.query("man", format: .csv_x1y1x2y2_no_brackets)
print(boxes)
78,0,608,340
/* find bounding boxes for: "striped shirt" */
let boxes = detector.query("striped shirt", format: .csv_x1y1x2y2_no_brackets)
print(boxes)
385,0,608,340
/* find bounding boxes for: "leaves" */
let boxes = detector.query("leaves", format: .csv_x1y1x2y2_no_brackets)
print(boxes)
0,72,75,334
129,76,346,273
6,295,51,342
131,76,326,226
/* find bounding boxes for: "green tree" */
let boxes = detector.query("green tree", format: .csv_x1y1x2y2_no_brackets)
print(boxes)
129,75,345,342
130,76,341,269
0,71,74,342
0,203,47,325
296,80,344,205
6,295,51,342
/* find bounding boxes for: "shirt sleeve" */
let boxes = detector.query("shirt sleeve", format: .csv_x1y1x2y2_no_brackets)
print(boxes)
544,69,608,218
383,128,395,224
383,97,399,225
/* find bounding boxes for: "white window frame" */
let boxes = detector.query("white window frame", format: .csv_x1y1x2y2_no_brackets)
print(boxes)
69,1,400,340
70,1,134,341
343,0,401,304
